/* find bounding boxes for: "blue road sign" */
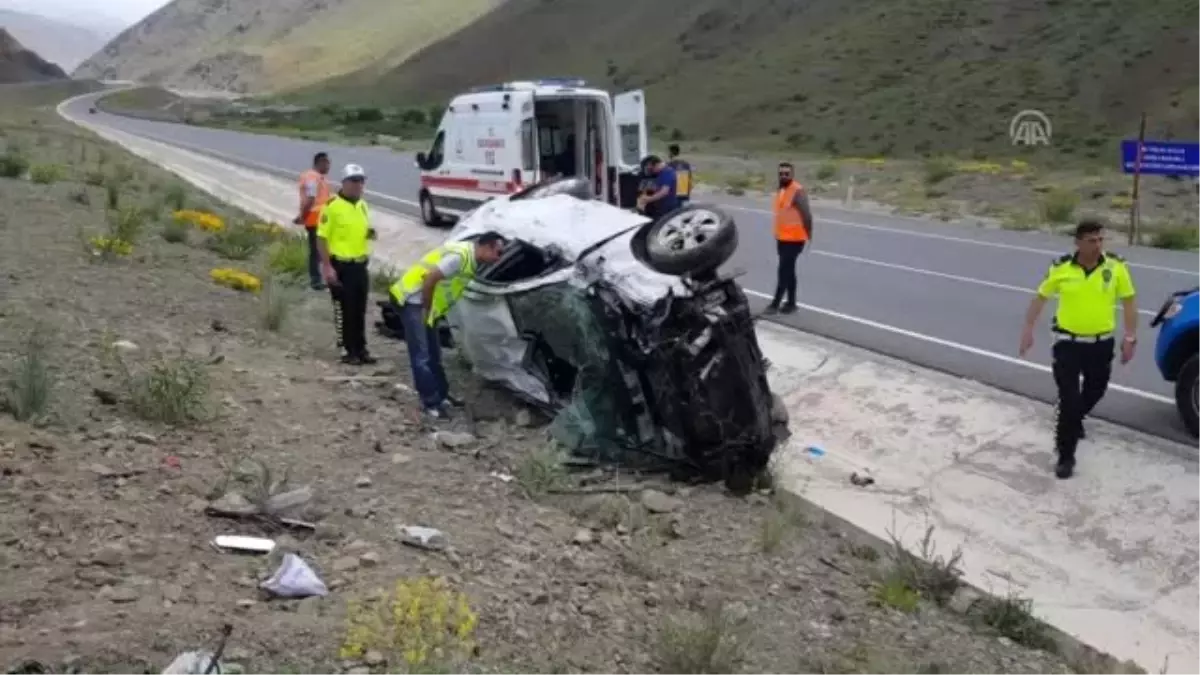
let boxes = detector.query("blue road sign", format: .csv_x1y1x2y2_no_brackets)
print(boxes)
1121,140,1200,176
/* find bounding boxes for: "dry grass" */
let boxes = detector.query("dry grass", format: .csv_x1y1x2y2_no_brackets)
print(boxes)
2,324,53,423
884,525,964,607
514,441,568,499
655,602,749,674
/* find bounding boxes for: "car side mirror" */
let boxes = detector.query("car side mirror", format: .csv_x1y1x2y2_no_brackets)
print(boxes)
415,151,427,168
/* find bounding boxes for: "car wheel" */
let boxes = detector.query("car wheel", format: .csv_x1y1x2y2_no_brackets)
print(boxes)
420,192,443,227
642,205,738,276
510,176,593,201
1176,354,1199,437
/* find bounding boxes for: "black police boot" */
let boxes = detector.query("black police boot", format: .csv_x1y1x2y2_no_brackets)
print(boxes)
1054,455,1075,480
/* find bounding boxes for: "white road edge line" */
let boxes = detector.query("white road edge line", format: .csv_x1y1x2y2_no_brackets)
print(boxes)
720,205,1197,277
58,96,1177,407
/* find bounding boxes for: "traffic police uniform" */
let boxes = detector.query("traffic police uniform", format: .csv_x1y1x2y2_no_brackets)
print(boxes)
1036,251,1136,466
317,192,373,362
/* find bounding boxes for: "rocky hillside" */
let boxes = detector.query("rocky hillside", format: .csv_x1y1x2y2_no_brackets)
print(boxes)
72,0,499,94
311,0,1198,160
0,8,118,72
0,27,66,83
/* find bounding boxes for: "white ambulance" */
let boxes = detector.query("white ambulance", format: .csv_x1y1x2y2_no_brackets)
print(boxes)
414,79,648,226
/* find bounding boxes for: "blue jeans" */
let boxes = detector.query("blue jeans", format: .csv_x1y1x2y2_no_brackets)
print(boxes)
399,302,447,409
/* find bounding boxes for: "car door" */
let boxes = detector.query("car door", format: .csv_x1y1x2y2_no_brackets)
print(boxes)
613,89,648,169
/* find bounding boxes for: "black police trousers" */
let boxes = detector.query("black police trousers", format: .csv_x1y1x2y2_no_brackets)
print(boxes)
1051,337,1114,463
329,258,370,357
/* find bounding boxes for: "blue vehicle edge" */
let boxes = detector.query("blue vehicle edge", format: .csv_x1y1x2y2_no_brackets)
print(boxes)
1150,286,1199,438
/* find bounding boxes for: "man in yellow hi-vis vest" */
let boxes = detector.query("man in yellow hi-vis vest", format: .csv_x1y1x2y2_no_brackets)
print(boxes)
389,233,506,419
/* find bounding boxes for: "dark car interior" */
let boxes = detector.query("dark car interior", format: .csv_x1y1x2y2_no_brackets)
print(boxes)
475,238,568,284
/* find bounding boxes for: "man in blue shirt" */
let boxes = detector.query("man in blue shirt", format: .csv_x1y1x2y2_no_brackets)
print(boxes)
636,155,679,219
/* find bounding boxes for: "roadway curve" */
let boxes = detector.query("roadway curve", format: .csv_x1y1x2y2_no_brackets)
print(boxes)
62,92,1200,444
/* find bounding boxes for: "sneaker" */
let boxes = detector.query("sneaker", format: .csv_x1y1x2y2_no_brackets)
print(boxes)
763,304,780,315
444,393,465,408
780,303,797,315
422,406,449,421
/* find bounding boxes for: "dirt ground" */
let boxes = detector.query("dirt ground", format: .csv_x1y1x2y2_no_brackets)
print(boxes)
0,90,1127,674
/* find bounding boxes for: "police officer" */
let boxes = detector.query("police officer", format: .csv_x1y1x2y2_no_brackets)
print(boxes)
389,233,507,419
1019,219,1138,479
316,163,377,365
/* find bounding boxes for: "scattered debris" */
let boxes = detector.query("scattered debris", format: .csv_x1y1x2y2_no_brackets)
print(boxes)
212,535,275,555
396,524,448,551
850,471,875,487
640,488,683,514
260,553,328,598
572,528,594,546
92,387,119,405
354,476,372,488
206,492,258,518
111,339,139,352
489,470,515,483
432,430,475,450
805,446,826,458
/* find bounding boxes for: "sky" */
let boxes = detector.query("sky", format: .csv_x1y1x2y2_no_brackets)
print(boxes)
0,0,168,27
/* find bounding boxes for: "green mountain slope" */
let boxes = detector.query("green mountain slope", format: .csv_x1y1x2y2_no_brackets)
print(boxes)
309,0,1198,159
74,0,498,94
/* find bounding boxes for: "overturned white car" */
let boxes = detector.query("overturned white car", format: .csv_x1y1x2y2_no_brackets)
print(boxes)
386,179,784,489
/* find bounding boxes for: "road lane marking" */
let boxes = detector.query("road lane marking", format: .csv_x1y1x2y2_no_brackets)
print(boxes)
720,204,1197,276
740,287,1174,405
58,100,1178,409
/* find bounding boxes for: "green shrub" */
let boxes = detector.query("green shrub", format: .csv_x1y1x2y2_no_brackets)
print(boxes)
3,325,52,422
122,355,210,426
1149,225,1199,251
260,278,293,332
107,205,146,245
164,182,187,210
923,157,956,184
161,218,189,244
84,170,107,186
207,222,265,260
1039,188,1079,223
0,151,29,179
266,235,309,280
971,593,1055,651
815,162,839,181
29,163,64,184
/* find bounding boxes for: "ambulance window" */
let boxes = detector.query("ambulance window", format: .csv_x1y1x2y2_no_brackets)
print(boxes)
427,131,445,168
520,119,535,171
619,125,640,166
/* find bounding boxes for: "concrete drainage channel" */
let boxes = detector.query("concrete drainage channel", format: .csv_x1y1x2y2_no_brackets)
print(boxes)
60,91,1199,673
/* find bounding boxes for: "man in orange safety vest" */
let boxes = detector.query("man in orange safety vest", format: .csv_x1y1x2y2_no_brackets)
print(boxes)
765,161,813,315
296,152,332,290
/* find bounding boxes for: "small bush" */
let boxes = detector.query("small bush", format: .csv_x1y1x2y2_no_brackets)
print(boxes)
885,525,964,606
1039,188,1079,223
515,442,568,499
759,497,805,554
207,222,265,260
88,235,134,259
655,602,748,674
1149,225,1198,251
107,205,146,245
69,189,90,206
267,235,309,280
260,278,292,331
211,267,262,293
874,573,920,612
29,163,64,184
3,325,52,422
340,576,478,672
84,170,106,186
121,354,210,426
724,175,752,196
972,593,1055,651
923,157,956,184
0,151,29,179
164,182,187,210
371,264,400,296
815,162,839,181
161,218,189,243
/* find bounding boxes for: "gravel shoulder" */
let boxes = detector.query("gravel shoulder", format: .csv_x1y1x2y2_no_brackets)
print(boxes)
0,86,1117,674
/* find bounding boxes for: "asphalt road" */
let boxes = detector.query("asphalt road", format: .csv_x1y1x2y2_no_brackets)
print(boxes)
63,93,1200,444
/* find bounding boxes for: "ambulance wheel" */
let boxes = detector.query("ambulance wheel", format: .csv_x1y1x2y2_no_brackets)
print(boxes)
420,192,443,227
641,204,738,277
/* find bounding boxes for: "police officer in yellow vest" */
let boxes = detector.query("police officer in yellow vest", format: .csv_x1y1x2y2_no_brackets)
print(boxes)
389,233,507,419
1020,220,1138,480
317,163,377,365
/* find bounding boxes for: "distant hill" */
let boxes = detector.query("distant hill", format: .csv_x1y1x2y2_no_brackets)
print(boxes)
0,27,66,83
309,0,1199,160
0,8,118,72
73,0,500,94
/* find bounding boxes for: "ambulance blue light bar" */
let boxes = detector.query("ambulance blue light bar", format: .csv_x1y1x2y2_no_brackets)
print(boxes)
467,78,588,93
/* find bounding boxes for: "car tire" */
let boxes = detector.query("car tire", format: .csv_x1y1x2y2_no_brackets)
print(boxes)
1175,354,1198,437
420,191,443,227
510,176,593,201
641,204,738,277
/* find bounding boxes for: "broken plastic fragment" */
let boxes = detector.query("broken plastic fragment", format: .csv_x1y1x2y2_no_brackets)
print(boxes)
397,525,448,551
212,535,275,554
260,553,328,598
161,650,221,674
805,446,826,458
